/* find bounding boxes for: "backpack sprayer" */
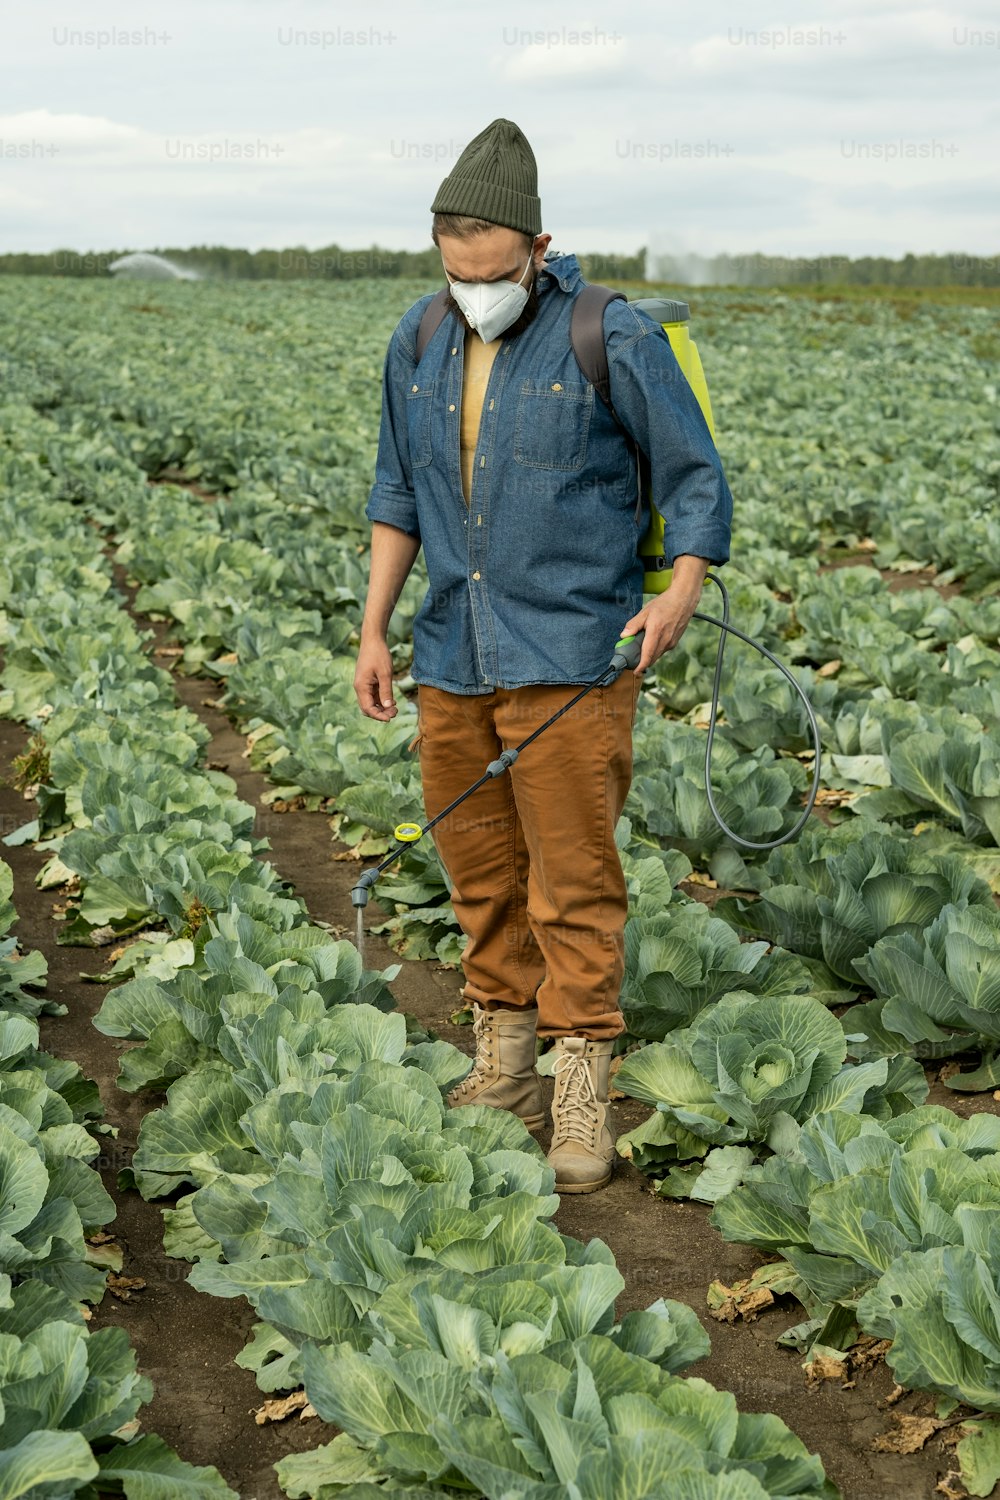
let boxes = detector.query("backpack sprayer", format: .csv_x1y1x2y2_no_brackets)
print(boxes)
351,294,822,915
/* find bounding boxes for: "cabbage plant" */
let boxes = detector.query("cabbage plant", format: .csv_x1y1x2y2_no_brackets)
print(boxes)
712,1105,1000,1444
846,901,1000,1085
615,992,925,1195
0,862,48,1016
619,903,813,1041
716,822,994,987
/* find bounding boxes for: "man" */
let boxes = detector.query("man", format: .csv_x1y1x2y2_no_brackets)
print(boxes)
355,118,733,1192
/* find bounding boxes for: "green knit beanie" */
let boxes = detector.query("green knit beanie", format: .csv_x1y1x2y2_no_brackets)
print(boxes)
431,118,541,237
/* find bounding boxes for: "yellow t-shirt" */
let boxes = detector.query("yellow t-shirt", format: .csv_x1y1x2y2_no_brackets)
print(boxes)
460,329,503,507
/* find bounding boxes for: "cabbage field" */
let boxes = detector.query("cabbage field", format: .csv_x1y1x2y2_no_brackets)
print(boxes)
0,273,998,1500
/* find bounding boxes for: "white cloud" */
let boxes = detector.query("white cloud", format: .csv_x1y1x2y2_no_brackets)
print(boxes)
0,0,996,257
494,23,630,84
0,108,142,153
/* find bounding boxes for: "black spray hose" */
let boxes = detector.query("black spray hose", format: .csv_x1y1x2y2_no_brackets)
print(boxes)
349,654,626,909
350,569,822,908
692,571,822,850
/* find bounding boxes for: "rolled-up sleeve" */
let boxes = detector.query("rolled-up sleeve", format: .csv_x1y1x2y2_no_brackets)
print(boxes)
606,306,732,568
364,314,422,541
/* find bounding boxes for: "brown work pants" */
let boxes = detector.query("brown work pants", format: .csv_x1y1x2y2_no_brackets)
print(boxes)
411,670,641,1040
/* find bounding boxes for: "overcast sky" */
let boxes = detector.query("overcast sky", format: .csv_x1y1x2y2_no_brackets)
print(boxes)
1,1,997,261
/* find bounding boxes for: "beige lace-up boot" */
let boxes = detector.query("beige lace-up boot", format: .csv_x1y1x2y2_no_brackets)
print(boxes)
446,1002,545,1131
547,1036,616,1192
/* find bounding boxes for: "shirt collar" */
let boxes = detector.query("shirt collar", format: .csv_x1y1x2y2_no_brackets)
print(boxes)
536,251,583,294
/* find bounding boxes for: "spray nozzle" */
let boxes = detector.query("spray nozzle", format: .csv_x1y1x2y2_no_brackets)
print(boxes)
349,821,424,909
350,867,380,908
609,628,645,675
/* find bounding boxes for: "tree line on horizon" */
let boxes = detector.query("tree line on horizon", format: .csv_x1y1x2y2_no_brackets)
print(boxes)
0,243,997,287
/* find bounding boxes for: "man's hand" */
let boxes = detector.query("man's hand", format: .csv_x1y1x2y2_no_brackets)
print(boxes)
619,555,709,675
354,633,398,721
355,522,421,719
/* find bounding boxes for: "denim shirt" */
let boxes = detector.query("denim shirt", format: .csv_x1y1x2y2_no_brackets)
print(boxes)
365,251,733,694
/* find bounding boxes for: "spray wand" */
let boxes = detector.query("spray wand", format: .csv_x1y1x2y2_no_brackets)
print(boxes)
350,627,643,911
351,572,822,915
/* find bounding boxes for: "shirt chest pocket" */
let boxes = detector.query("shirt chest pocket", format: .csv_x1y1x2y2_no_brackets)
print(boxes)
513,379,593,472
406,382,434,469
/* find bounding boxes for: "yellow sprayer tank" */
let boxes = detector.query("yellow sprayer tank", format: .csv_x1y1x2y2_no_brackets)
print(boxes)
630,297,717,594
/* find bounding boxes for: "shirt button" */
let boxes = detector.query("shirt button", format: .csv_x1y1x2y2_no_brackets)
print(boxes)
448,403,456,411
551,382,562,391
472,571,481,580
488,399,495,410
451,347,458,355
411,384,418,392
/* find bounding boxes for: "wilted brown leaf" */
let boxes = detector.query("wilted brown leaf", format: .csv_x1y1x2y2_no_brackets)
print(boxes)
851,1336,893,1372
815,659,842,678
813,787,854,806
107,1274,146,1301
935,1469,968,1499
607,1053,628,1100
254,1390,317,1425
707,1277,775,1325
734,1288,775,1320
873,1415,943,1454
804,1354,849,1388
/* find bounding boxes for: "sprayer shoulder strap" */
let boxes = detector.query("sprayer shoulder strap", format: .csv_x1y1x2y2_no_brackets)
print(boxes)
414,289,453,364
569,283,625,412
571,283,647,527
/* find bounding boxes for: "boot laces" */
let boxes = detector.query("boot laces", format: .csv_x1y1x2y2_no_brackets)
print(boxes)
453,1006,495,1098
553,1049,599,1146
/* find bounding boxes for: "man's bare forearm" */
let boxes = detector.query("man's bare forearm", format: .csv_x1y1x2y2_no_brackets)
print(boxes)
671,553,710,598
360,521,422,642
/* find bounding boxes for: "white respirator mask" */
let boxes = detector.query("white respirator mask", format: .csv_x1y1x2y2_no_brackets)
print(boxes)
446,250,534,343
